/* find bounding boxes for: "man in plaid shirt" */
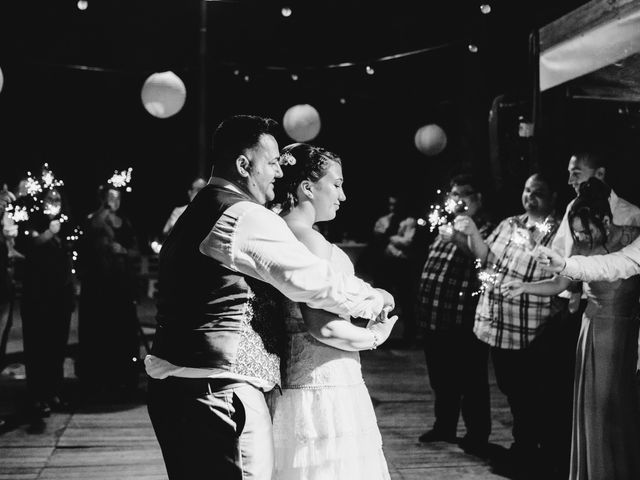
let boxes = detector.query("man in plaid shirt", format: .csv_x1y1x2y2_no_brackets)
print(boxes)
455,173,560,475
416,174,494,456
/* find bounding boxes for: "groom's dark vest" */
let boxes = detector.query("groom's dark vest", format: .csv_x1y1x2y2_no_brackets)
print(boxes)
152,184,285,386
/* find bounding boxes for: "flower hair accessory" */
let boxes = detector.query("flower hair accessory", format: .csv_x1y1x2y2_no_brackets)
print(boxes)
279,143,303,166
279,152,297,166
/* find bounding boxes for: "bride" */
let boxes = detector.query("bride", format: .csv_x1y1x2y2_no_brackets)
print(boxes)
269,143,397,480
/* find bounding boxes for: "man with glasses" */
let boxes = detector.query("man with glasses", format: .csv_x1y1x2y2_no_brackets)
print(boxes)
416,174,494,456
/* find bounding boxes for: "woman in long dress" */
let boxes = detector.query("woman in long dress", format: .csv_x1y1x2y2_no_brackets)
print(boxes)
269,143,397,480
77,185,140,393
503,178,640,479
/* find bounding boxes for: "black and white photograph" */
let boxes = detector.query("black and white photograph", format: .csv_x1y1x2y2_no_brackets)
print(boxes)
1,1,640,479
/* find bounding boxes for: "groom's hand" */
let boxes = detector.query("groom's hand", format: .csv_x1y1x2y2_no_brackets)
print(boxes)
375,288,395,311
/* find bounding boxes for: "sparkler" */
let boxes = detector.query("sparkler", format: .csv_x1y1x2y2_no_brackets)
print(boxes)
5,204,29,223
65,226,84,274
108,167,133,192
472,258,501,297
43,202,61,217
41,163,64,190
425,189,468,232
508,217,553,251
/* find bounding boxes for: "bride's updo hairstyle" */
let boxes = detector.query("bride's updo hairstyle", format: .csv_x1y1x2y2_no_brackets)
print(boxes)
568,177,612,247
273,143,342,211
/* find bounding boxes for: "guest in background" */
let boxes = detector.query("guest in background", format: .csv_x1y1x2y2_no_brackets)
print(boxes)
416,174,493,456
455,173,560,477
162,177,207,237
18,187,74,417
379,197,417,342
77,184,140,395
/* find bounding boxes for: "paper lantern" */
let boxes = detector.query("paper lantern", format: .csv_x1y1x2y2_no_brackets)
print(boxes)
283,104,321,142
414,124,447,156
141,71,186,119
0,66,4,94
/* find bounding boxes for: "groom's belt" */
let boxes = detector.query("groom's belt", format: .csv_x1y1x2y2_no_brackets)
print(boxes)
150,376,247,394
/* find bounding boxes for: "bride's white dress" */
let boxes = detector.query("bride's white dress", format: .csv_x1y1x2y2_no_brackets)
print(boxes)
269,245,391,480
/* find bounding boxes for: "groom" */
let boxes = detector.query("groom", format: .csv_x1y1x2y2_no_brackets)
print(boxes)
146,115,394,480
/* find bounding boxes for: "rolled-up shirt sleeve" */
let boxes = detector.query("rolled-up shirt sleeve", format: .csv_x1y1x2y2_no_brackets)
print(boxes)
199,201,384,320
563,236,640,282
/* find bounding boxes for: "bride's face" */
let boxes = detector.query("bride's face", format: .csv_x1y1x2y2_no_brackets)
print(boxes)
308,162,346,222
570,216,609,249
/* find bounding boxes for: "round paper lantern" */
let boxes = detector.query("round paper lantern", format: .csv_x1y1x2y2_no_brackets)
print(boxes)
414,124,447,156
283,104,321,142
141,71,186,119
0,66,4,94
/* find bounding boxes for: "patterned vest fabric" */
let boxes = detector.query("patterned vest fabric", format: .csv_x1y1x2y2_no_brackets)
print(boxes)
152,184,286,386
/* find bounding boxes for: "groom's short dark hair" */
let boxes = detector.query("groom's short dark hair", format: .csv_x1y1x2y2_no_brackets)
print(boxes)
211,115,279,176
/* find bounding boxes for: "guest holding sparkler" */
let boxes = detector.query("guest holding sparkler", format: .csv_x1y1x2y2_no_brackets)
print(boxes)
77,172,140,395
416,174,494,456
503,177,640,480
454,173,560,477
16,166,74,417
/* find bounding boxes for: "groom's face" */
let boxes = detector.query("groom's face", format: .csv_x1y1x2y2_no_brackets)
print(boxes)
245,134,283,205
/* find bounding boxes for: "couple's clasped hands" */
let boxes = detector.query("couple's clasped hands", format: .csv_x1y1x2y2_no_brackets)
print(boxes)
366,306,399,346
369,288,398,345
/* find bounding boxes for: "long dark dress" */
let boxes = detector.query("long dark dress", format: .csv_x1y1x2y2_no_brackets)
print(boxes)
570,226,640,480
19,213,74,403
77,209,140,390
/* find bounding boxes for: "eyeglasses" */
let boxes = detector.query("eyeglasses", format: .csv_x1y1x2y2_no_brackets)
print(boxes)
448,190,477,199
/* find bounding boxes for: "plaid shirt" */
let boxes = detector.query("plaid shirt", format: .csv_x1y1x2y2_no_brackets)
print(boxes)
474,213,560,350
417,214,495,332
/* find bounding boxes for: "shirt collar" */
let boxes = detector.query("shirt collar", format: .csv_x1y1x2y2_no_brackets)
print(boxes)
609,188,619,210
209,176,252,199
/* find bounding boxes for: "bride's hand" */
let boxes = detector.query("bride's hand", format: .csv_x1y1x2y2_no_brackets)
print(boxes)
367,306,393,328
366,308,398,347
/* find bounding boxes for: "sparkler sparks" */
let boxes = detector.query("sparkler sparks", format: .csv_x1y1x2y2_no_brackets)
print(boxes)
426,195,468,232
509,217,554,251
41,164,64,190
43,203,61,217
472,258,501,297
108,168,133,190
25,176,42,197
6,204,29,222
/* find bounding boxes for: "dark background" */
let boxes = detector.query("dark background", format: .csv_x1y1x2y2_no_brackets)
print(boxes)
1,0,638,247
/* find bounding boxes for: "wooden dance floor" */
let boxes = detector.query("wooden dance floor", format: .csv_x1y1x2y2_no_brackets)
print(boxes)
0,309,512,479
